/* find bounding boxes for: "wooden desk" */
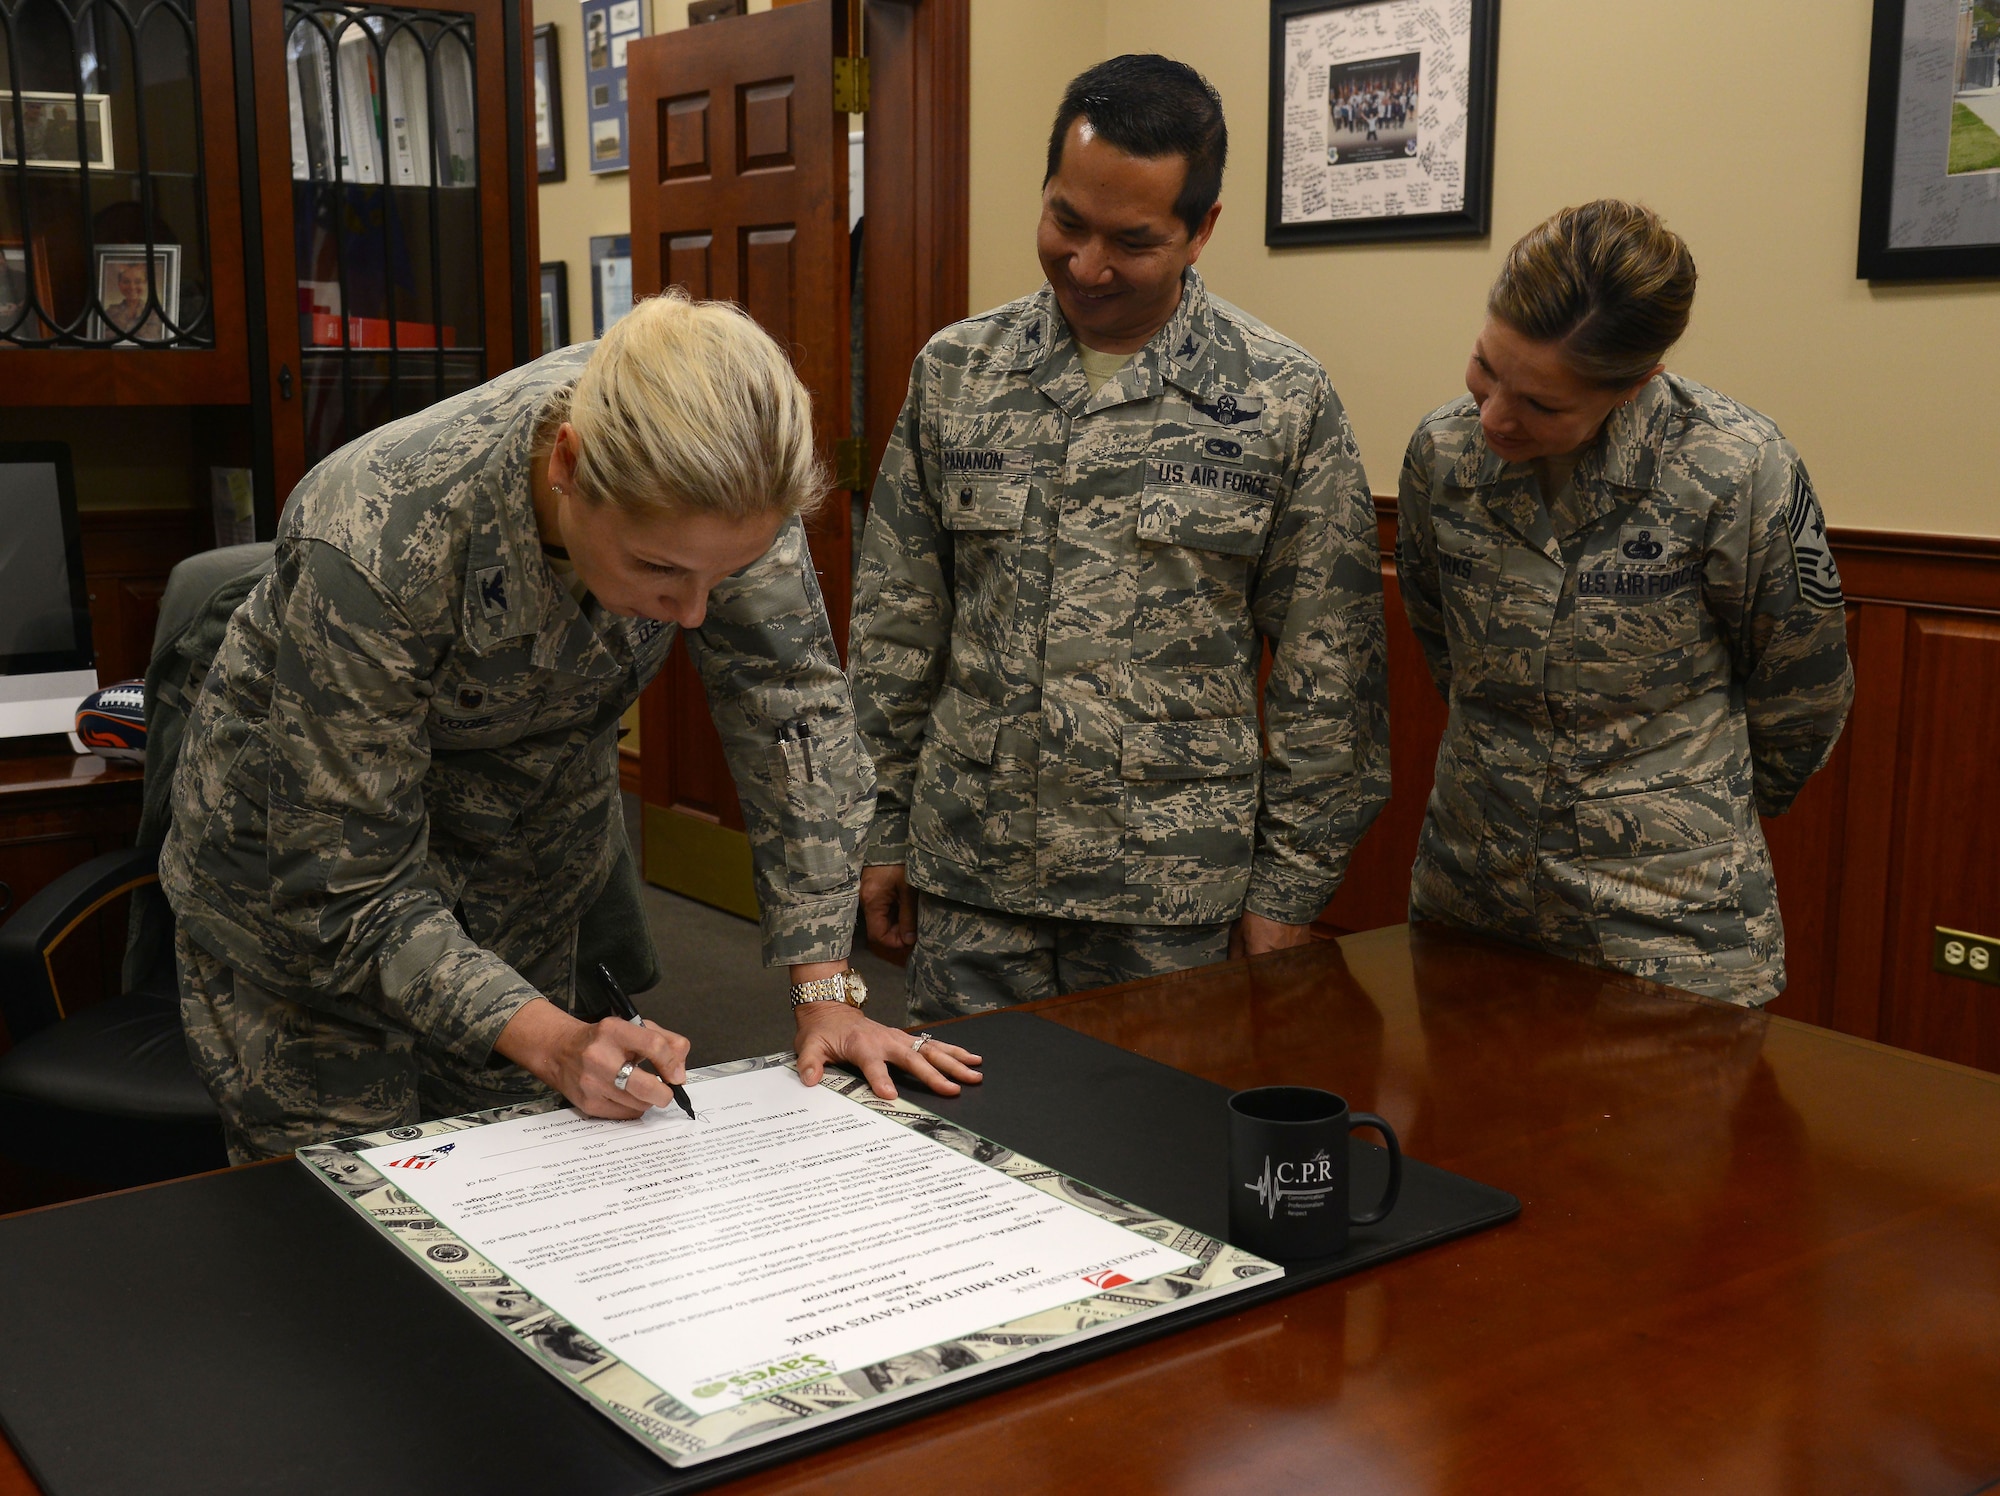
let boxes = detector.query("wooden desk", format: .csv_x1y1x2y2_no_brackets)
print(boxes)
4,924,1997,1494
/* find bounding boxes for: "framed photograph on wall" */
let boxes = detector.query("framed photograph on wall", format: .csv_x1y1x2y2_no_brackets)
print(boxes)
534,23,566,183
590,234,632,336
540,261,570,352
1857,0,2000,279
1265,0,1498,248
88,243,179,346
584,0,648,174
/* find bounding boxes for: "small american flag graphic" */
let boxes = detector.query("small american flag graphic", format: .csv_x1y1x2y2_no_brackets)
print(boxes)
385,1142,455,1170
1081,1270,1131,1290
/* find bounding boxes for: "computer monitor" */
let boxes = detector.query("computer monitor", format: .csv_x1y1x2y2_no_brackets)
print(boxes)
0,443,97,740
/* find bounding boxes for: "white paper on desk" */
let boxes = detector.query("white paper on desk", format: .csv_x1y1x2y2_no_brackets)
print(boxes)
306,1057,1278,1466
359,1066,1195,1414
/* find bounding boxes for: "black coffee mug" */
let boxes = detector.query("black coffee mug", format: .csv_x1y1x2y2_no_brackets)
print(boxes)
1228,1086,1402,1262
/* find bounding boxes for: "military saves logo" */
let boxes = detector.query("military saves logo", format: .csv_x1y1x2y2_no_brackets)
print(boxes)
383,1141,456,1171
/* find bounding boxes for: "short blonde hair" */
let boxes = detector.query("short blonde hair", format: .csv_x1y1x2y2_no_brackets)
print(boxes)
542,289,825,520
1488,200,1697,389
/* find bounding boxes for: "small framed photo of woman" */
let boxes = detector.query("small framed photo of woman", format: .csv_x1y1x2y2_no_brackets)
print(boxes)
1266,0,1499,247
88,243,180,345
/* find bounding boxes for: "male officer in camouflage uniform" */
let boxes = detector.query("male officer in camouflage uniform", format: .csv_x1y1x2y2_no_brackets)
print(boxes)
160,337,895,1161
850,56,1391,1018
1398,372,1854,1005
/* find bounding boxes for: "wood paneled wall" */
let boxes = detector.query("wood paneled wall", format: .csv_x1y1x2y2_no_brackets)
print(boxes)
1319,507,2000,1074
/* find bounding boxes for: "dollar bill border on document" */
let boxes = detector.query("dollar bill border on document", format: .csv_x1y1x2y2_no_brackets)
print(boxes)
297,1051,1279,1466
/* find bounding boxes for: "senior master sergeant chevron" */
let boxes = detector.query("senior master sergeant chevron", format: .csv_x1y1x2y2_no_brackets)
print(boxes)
850,56,1391,1019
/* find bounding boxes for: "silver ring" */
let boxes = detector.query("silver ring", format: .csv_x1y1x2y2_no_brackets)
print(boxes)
613,1060,638,1091
910,1032,934,1054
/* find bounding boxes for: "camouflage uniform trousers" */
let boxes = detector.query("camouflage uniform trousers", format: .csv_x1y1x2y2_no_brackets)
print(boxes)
176,929,564,1163
905,892,1232,1022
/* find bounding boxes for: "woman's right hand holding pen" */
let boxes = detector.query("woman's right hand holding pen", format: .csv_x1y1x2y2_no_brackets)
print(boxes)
495,998,692,1120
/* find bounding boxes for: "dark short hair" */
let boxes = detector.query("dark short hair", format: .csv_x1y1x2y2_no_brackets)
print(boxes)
1043,55,1227,238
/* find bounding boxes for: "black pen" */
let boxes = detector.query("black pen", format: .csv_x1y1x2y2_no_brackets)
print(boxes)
594,961,697,1121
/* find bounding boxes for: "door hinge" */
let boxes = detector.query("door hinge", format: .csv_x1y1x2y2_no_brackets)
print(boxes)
834,437,866,490
833,55,870,113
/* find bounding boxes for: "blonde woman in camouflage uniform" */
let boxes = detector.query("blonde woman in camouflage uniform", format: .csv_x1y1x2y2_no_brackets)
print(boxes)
162,293,979,1163
1398,201,1854,1004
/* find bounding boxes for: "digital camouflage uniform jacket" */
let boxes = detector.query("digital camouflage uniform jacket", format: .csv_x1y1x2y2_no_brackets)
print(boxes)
1397,374,1854,1004
851,271,1390,926
161,345,870,1083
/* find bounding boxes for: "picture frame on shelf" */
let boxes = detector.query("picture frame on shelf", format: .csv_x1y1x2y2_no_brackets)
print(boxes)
88,244,181,346
0,91,114,170
1857,0,2000,279
0,238,55,343
1265,0,1498,248
540,261,570,352
590,235,631,337
534,23,566,183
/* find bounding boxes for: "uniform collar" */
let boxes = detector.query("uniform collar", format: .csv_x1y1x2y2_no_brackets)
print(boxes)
1008,269,1217,416
1449,374,1670,492
1446,375,1673,558
460,393,622,680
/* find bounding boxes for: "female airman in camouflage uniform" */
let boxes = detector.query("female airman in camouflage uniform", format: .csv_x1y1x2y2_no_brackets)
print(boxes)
162,293,979,1162
1398,202,1853,1005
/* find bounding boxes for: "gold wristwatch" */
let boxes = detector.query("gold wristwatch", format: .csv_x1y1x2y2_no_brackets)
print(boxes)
789,970,868,1009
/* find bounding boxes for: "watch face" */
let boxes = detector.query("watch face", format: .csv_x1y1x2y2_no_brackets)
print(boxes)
843,971,868,1007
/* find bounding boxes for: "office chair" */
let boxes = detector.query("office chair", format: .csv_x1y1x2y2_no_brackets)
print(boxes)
0,543,275,1189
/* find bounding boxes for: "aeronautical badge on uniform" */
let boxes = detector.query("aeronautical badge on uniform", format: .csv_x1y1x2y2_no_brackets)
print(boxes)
1785,465,1843,610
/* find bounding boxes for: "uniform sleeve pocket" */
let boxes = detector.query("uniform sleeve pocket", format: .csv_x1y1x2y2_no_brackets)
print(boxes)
1120,715,1260,780
940,477,1030,533
927,684,1002,765
1137,486,1274,557
764,724,859,893
1574,779,1738,858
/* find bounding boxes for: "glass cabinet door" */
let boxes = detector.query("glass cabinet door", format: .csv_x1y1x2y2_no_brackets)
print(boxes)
284,2,484,470
0,0,213,349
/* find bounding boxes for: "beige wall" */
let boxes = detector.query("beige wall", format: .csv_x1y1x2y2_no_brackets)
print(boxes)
968,0,2000,537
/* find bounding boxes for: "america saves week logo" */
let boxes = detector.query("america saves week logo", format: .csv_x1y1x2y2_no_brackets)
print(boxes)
383,1142,457,1170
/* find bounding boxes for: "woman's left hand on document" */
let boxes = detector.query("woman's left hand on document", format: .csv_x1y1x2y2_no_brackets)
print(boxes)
793,1002,984,1100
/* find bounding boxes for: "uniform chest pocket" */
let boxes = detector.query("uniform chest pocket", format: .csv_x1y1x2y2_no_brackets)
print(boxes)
941,477,1029,532
942,480,1030,654
1137,485,1273,557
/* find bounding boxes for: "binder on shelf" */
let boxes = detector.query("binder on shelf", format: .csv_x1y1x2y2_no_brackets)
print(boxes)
438,41,477,185
292,35,337,182
383,30,430,187
335,23,383,185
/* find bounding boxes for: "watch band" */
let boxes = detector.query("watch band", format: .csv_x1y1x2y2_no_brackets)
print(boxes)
789,972,864,1009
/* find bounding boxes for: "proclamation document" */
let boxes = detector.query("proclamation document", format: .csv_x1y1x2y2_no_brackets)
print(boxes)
299,1055,1277,1467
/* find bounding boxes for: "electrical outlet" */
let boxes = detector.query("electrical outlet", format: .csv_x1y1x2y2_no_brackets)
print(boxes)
1933,927,2000,987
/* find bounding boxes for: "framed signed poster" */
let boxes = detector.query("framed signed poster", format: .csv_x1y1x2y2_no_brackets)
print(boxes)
1266,0,1498,248
1857,0,2000,279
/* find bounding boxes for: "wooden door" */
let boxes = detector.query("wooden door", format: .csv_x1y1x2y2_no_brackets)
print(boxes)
249,0,534,513
627,1,850,917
